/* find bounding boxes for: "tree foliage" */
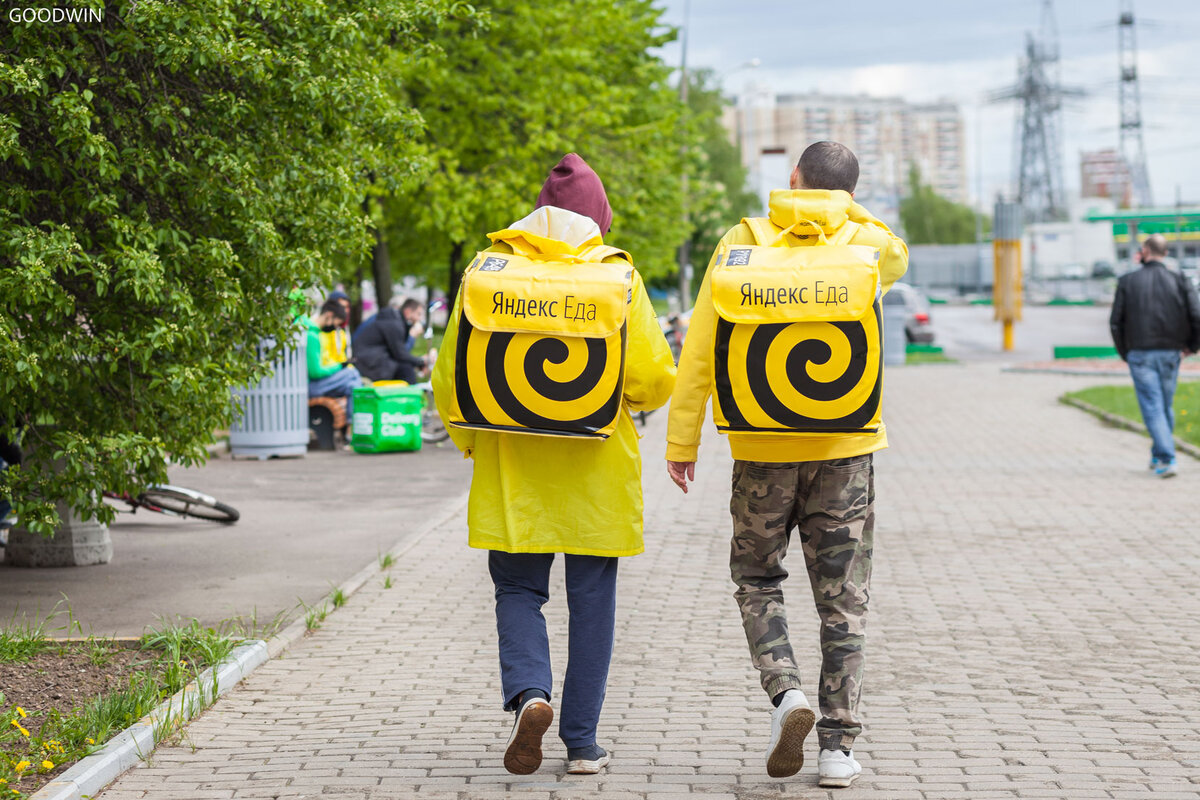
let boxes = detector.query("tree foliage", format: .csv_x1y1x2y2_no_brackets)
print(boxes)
899,164,986,245
682,69,761,277
384,0,687,295
0,0,467,533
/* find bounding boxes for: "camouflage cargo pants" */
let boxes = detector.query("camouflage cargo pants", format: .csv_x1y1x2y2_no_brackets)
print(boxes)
729,455,874,752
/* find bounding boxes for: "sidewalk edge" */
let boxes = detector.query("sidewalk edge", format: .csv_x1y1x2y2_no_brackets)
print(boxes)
28,487,470,800
30,639,270,800
1059,395,1200,460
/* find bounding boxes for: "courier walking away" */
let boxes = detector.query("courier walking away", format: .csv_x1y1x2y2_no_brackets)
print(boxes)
432,153,675,777
665,141,908,788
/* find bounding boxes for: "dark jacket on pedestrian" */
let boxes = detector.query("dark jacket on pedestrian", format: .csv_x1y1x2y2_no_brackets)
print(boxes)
1109,260,1200,360
354,307,424,383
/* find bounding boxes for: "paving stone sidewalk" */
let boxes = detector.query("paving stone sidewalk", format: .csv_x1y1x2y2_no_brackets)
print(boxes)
99,363,1200,799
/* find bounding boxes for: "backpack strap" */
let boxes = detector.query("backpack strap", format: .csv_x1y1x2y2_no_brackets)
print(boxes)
579,244,632,264
830,220,862,246
743,217,785,247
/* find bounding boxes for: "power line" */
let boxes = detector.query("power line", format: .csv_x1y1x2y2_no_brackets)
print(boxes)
1117,0,1153,207
989,0,1083,222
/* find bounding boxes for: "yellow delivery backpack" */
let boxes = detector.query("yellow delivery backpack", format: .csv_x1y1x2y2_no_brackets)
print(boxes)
447,244,634,439
711,218,884,435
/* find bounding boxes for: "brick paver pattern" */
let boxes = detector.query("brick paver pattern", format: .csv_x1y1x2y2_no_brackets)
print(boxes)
100,364,1200,799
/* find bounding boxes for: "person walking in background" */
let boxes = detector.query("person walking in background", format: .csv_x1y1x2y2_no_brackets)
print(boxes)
432,153,675,776
306,299,363,415
1109,233,1200,478
665,141,908,788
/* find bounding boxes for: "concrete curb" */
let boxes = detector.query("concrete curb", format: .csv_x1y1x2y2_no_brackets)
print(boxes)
28,487,471,800
31,640,270,800
1059,395,1200,461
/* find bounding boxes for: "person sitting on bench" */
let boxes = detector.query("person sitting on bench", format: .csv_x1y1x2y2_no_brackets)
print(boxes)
307,299,362,416
354,297,429,384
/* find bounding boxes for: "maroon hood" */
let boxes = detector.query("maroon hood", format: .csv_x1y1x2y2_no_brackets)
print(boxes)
534,153,613,236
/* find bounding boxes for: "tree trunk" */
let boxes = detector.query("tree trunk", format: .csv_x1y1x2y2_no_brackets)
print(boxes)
350,266,363,331
372,222,392,310
447,241,465,300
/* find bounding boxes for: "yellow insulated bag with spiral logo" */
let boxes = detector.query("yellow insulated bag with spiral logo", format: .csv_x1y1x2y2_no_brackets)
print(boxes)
711,218,884,435
447,245,634,439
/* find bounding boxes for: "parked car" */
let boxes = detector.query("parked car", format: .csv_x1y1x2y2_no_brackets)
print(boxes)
883,282,935,344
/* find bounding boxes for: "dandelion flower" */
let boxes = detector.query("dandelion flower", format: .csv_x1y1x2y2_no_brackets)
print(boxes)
14,760,30,772
41,760,54,770
15,707,26,719
17,725,30,737
86,738,95,745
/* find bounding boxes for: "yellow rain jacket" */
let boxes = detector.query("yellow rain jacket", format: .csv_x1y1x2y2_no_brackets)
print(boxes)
433,206,676,556
667,189,908,464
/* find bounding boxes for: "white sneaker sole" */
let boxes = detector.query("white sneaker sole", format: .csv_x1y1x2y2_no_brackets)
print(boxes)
819,770,861,788
766,705,816,778
503,700,553,775
566,752,611,774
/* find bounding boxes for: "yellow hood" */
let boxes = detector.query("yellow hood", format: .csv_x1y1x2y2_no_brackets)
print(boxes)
766,189,852,236
487,206,604,256
766,189,892,237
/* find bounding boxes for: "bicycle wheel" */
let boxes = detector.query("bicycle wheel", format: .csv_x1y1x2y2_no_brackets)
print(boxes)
138,485,240,523
421,406,450,444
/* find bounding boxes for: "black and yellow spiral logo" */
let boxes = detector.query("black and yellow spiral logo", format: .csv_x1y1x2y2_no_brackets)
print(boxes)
454,318,626,437
715,302,882,433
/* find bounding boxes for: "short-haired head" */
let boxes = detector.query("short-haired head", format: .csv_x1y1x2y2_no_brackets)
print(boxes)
400,298,422,314
320,299,348,321
1142,234,1168,258
795,141,859,193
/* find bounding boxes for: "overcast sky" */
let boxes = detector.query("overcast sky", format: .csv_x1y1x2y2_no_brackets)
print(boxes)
652,0,1200,209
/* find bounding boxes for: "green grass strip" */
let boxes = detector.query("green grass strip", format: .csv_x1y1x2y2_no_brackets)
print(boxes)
1063,382,1200,448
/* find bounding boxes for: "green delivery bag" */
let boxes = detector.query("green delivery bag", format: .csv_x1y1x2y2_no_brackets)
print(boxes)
351,384,424,453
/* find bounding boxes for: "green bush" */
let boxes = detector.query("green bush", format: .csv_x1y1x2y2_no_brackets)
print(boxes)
0,1,466,533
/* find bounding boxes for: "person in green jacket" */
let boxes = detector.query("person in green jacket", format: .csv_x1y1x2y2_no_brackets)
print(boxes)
307,299,362,415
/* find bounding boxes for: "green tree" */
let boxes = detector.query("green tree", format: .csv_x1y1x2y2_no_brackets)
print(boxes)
384,0,686,298
682,69,761,280
899,164,987,245
0,0,467,533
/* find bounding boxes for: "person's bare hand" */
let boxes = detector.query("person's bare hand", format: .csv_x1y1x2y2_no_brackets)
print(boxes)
667,460,695,493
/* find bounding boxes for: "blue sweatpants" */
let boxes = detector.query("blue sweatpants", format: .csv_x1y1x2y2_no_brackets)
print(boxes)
488,551,617,749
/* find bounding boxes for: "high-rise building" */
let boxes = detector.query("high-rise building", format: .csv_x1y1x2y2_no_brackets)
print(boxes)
724,90,967,218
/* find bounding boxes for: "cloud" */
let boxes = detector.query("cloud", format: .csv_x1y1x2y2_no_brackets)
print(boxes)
657,0,1200,206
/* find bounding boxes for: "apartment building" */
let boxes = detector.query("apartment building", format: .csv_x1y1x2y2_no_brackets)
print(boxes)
724,90,967,218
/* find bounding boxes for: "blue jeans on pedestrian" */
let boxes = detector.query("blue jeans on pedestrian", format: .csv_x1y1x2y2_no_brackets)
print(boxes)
1127,349,1181,463
488,551,617,749
308,367,362,416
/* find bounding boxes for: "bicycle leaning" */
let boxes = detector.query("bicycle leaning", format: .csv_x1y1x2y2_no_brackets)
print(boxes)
103,484,240,524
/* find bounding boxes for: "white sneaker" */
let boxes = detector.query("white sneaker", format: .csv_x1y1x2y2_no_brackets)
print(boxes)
765,688,815,778
818,749,862,788
1155,460,1178,478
